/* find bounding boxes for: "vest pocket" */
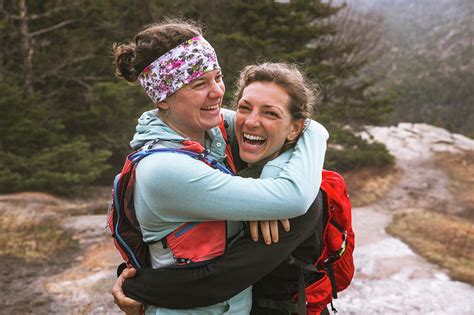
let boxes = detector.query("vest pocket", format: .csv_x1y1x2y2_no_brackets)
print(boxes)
165,221,226,265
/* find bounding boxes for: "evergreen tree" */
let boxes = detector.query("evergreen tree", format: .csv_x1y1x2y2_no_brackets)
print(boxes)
0,0,393,194
150,0,393,170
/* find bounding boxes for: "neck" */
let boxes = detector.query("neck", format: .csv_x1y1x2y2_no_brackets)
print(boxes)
161,115,205,145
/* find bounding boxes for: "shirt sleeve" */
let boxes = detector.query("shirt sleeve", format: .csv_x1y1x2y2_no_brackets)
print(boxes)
123,195,323,308
135,119,328,223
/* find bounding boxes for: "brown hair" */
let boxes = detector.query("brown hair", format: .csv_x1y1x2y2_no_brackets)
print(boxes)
234,62,318,120
233,62,319,150
113,18,202,82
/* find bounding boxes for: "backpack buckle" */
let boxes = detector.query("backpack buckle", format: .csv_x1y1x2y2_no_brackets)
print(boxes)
195,149,210,160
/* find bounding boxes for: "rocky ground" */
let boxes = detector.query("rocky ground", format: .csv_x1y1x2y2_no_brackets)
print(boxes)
0,190,123,314
0,123,473,314
337,123,474,314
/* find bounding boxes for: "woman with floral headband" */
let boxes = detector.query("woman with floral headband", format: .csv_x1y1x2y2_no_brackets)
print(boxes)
113,62,335,315
111,19,328,315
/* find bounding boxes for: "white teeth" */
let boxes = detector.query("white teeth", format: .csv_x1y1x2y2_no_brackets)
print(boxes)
202,104,219,110
243,133,265,141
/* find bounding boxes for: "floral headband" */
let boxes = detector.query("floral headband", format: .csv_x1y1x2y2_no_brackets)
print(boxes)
138,36,220,104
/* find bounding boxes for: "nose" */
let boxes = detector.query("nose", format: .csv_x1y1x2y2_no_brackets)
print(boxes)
244,111,260,128
209,80,224,99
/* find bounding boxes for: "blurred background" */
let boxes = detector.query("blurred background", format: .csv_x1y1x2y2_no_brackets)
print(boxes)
0,0,472,314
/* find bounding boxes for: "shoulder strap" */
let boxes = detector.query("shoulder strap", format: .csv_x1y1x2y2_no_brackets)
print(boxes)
217,116,237,174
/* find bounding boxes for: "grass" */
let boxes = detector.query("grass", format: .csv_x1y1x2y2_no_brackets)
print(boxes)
387,209,474,285
388,150,474,285
0,216,78,260
343,164,400,207
434,151,474,220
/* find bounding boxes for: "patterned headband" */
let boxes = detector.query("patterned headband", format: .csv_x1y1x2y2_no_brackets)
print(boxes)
138,36,220,104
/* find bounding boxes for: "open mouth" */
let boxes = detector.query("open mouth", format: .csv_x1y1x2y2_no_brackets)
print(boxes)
201,104,220,111
242,133,266,147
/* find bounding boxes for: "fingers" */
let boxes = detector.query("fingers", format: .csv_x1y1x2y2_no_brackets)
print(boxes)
270,220,279,243
260,221,271,245
250,220,290,244
250,221,259,241
280,219,290,232
122,267,137,279
112,268,143,313
112,278,141,306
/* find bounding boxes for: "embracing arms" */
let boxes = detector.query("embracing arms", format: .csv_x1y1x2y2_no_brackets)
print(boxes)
122,193,323,308
135,119,328,224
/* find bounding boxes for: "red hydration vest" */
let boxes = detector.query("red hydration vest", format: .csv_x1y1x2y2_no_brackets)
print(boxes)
107,118,236,269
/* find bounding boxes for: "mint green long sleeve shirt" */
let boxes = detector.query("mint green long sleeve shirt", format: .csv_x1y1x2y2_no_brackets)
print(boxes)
133,109,328,242
131,108,328,315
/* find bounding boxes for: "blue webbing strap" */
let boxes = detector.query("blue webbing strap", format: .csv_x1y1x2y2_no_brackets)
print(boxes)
113,173,142,268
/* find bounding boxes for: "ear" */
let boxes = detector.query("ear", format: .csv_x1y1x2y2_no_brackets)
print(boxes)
156,100,170,111
287,119,305,141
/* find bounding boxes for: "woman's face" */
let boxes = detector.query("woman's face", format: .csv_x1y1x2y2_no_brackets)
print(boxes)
162,70,225,138
236,82,304,166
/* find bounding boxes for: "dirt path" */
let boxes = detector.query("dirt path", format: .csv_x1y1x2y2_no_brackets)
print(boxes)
42,215,123,314
337,123,474,314
0,191,123,314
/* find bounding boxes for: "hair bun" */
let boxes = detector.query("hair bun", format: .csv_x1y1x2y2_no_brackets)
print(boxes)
113,42,138,82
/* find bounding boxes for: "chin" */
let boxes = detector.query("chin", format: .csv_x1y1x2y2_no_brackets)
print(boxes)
240,153,263,165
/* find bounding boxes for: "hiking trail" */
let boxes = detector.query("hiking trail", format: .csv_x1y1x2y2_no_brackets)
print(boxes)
337,123,474,314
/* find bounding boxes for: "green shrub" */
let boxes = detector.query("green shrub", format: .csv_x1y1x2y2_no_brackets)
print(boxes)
324,129,394,172
0,139,111,195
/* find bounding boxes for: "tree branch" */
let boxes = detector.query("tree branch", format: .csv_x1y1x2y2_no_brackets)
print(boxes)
27,6,69,20
29,19,77,37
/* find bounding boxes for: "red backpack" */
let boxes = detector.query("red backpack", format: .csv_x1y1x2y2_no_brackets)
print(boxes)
107,119,237,269
289,170,355,315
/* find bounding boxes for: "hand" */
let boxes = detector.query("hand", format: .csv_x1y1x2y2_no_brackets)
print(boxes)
111,267,143,315
249,219,290,245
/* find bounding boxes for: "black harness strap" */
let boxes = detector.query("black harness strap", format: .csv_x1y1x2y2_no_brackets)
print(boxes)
298,265,307,315
287,255,317,315
255,297,298,314
326,264,338,299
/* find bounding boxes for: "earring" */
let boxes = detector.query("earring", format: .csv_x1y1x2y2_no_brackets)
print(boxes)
159,107,170,117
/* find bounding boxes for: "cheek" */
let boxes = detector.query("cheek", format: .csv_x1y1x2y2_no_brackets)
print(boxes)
235,114,245,132
267,121,291,145
219,82,225,94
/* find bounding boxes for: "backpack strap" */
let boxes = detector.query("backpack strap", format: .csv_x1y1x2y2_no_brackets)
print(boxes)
217,116,237,174
110,146,234,269
286,255,315,315
288,255,338,315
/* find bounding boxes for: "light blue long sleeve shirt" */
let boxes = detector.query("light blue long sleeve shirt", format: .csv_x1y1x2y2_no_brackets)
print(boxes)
131,108,328,314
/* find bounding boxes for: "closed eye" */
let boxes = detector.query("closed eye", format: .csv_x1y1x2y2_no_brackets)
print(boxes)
192,82,205,89
237,104,251,112
265,111,279,118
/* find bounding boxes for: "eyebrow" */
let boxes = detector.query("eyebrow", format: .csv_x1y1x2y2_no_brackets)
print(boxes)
191,71,222,85
263,104,284,115
191,77,206,85
239,99,284,114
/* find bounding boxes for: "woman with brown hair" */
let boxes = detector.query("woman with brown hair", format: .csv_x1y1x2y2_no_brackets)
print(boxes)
110,19,328,315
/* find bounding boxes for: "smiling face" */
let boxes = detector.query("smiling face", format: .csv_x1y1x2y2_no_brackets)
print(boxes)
159,70,225,142
236,82,305,166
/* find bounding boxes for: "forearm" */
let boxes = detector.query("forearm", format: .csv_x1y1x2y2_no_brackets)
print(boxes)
138,120,327,222
269,120,328,211
123,194,322,308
